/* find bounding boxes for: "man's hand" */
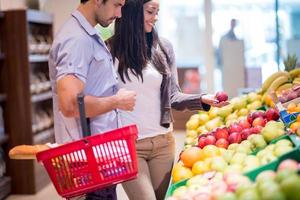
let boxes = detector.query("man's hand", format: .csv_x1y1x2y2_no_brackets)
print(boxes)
115,88,136,111
201,94,229,107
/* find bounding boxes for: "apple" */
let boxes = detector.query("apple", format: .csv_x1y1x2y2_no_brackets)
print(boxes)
250,126,262,134
230,97,247,110
280,175,300,200
260,153,277,165
261,121,285,143
186,118,200,130
185,137,197,145
230,152,247,165
172,186,188,198
215,128,229,140
216,91,228,102
218,105,233,118
235,144,251,154
228,143,239,151
198,113,210,125
238,108,249,116
240,140,254,150
251,111,265,119
211,157,228,172
228,132,242,144
221,149,234,163
198,136,207,148
239,119,251,129
244,155,260,166
205,135,216,145
274,145,293,157
241,128,252,140
211,181,228,199
247,115,254,124
256,170,276,183
278,159,298,171
252,117,266,127
265,108,280,121
186,130,198,138
276,139,293,147
247,92,261,103
224,164,243,174
248,134,267,149
205,117,223,131
216,138,229,149
229,123,243,133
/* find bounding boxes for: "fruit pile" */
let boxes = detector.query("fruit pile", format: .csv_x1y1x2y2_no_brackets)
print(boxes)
168,158,300,200
185,92,263,149
197,109,280,149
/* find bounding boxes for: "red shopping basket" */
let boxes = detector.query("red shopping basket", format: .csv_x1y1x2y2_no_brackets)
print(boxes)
36,94,138,199
36,125,138,198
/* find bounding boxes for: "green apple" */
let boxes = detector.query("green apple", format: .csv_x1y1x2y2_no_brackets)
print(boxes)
274,145,293,157
275,169,296,183
236,144,251,154
260,153,277,165
240,140,255,151
206,117,223,131
224,164,243,174
228,143,239,151
247,92,261,103
172,186,188,198
186,176,209,186
237,108,249,116
256,170,276,184
235,184,256,197
217,104,234,118
238,188,260,200
186,130,198,138
230,152,247,165
248,100,262,111
221,149,234,163
209,107,220,119
280,175,300,200
244,155,260,166
276,139,293,147
211,156,228,172
260,181,285,200
198,113,210,125
265,144,276,152
186,118,199,130
184,137,197,145
262,121,285,143
225,112,238,122
230,97,247,110
249,134,267,149
197,125,208,135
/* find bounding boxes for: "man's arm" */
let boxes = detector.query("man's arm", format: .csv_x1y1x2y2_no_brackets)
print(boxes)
57,75,136,118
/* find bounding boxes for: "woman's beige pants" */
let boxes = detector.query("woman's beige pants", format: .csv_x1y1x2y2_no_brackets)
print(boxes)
122,132,175,200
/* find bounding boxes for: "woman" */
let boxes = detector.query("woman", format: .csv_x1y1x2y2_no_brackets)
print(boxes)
109,0,227,199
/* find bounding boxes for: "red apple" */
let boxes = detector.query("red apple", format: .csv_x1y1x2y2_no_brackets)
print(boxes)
215,138,229,148
239,119,251,129
265,108,280,121
215,91,228,102
251,111,265,120
215,128,229,140
251,126,262,134
229,123,243,133
247,115,254,124
241,128,252,140
228,132,242,144
205,135,216,145
252,117,266,127
198,136,206,148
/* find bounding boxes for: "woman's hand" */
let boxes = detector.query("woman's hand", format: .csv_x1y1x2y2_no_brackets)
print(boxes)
201,94,229,107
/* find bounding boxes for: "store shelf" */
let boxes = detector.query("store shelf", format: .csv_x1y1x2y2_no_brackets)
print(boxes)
27,10,52,25
29,54,49,62
0,94,6,103
31,91,52,103
0,134,8,146
0,176,11,200
33,127,54,144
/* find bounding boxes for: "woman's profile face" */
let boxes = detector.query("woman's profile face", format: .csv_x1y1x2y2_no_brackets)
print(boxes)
143,0,159,33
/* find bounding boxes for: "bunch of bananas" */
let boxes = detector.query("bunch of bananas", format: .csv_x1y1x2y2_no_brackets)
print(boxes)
260,69,300,103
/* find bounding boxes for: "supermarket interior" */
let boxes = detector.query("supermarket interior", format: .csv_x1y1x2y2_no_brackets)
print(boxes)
0,0,300,199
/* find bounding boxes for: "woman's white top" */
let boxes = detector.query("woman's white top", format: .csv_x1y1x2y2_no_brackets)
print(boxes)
117,63,171,140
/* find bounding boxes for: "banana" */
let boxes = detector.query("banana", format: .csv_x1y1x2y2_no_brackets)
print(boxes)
289,68,300,78
293,77,300,82
266,75,290,93
275,83,293,93
293,80,300,85
261,71,290,92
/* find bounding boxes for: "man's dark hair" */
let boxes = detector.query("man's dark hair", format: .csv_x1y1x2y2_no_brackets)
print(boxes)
109,0,170,83
81,0,108,4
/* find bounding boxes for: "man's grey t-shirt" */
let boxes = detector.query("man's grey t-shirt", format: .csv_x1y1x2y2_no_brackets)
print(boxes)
49,10,119,144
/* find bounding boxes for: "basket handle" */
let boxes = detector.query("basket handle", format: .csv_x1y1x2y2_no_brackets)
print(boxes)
77,93,91,137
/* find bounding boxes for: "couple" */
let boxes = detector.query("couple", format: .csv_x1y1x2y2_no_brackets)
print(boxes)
49,0,226,199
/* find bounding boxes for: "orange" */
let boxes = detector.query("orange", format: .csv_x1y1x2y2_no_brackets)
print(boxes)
172,165,193,183
297,114,300,122
290,122,300,133
264,94,274,107
287,103,297,113
192,160,210,175
294,106,300,112
180,146,204,168
203,145,220,158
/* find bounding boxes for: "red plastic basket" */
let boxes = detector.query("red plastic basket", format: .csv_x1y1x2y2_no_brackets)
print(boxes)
36,125,138,199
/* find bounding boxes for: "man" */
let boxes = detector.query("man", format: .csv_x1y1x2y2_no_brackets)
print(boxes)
48,0,135,199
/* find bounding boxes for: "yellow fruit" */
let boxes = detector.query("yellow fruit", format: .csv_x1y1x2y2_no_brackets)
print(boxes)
290,122,300,133
203,145,220,158
180,147,205,168
192,161,210,175
289,68,300,78
287,103,297,113
186,119,199,130
266,75,290,94
276,83,293,94
261,71,290,92
172,166,193,183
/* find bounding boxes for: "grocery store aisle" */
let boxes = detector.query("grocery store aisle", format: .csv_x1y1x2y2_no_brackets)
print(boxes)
6,130,186,200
